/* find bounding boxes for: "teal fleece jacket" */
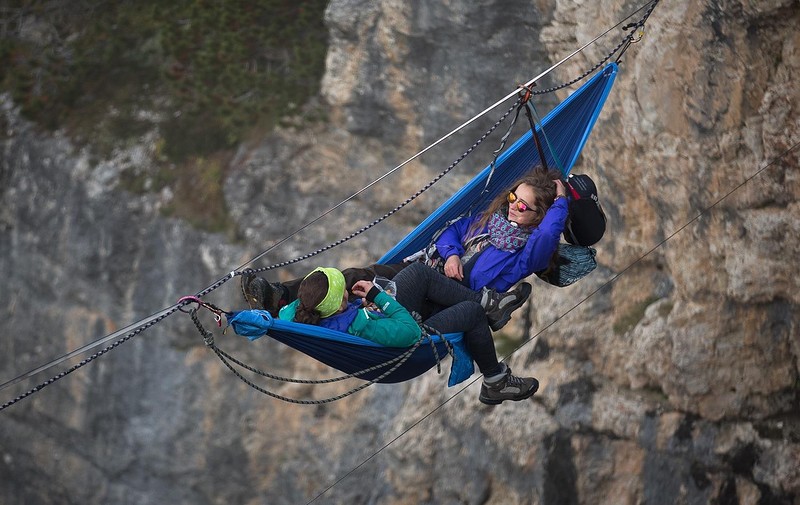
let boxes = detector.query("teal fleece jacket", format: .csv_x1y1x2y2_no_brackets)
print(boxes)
279,290,421,347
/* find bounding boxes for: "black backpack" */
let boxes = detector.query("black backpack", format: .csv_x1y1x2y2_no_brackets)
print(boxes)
564,173,606,247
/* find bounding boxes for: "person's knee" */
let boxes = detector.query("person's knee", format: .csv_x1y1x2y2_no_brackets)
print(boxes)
406,262,428,275
397,261,427,282
464,300,484,314
452,300,488,326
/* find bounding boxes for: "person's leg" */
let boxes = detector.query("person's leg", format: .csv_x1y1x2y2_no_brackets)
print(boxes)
394,263,481,315
241,272,291,315
393,262,531,331
423,300,499,374
423,300,539,405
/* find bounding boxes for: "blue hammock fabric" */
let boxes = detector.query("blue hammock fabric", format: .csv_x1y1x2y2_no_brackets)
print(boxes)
228,310,474,386
232,64,618,386
379,63,618,265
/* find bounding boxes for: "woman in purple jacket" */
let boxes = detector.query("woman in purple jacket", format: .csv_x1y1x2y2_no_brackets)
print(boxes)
433,168,568,292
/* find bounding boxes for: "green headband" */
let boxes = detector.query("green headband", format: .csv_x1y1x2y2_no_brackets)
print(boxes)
304,267,346,318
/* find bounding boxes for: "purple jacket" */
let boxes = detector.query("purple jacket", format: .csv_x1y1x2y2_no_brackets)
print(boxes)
434,198,569,292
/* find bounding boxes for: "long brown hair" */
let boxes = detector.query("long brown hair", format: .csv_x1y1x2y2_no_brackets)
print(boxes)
295,271,328,325
466,167,562,239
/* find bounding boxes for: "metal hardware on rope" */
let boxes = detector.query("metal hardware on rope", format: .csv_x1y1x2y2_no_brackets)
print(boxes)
616,0,658,64
235,3,662,280
179,295,230,329
518,84,533,105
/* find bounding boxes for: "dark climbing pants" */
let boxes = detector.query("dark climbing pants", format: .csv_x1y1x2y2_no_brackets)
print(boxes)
393,263,499,374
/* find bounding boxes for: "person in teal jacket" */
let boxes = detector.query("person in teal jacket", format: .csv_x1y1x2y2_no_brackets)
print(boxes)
279,266,421,347
281,263,538,405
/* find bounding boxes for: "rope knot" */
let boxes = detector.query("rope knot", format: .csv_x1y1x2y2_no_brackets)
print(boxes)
178,295,228,327
517,83,536,104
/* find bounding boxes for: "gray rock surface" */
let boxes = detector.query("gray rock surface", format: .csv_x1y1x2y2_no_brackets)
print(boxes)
1,0,798,504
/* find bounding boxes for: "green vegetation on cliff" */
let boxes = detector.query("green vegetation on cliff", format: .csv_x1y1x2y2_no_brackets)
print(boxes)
1,0,328,231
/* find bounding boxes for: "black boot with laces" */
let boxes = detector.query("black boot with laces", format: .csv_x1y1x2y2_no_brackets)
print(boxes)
241,272,289,316
479,363,539,405
480,282,532,331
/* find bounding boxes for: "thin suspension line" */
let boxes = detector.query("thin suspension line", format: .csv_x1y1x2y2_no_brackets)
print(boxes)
240,0,654,270
0,305,177,394
0,4,649,394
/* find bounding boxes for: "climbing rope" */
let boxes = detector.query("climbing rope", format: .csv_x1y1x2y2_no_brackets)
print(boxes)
0,0,662,410
187,304,440,404
236,0,661,277
0,304,183,411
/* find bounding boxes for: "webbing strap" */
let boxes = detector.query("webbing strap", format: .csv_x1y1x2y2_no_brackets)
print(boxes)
524,102,549,173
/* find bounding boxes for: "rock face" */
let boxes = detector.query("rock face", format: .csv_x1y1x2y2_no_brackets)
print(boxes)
1,1,798,504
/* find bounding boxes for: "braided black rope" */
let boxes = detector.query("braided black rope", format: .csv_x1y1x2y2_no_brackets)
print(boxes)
0,305,183,412
190,309,432,404
241,101,521,277
1,1,661,411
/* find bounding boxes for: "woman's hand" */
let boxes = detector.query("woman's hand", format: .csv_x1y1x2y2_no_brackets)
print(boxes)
554,179,567,198
443,255,464,281
350,280,374,299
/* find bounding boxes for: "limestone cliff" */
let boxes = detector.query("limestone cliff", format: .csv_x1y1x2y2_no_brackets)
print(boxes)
1,1,798,504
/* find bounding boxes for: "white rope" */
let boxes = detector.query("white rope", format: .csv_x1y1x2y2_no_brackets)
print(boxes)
1,1,654,395
241,2,651,268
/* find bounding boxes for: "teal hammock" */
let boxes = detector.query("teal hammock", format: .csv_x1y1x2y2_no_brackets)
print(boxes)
229,63,618,387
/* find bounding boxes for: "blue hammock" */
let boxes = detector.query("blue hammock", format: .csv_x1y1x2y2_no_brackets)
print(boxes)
228,310,475,386
230,63,618,387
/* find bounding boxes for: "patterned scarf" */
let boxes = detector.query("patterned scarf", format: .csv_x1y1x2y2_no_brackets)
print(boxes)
487,211,532,251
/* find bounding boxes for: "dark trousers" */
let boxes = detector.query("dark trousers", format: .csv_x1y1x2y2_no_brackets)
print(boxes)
393,263,499,374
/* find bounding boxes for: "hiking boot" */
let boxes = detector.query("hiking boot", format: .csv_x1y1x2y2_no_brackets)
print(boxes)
479,363,539,405
480,282,532,331
242,271,288,316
